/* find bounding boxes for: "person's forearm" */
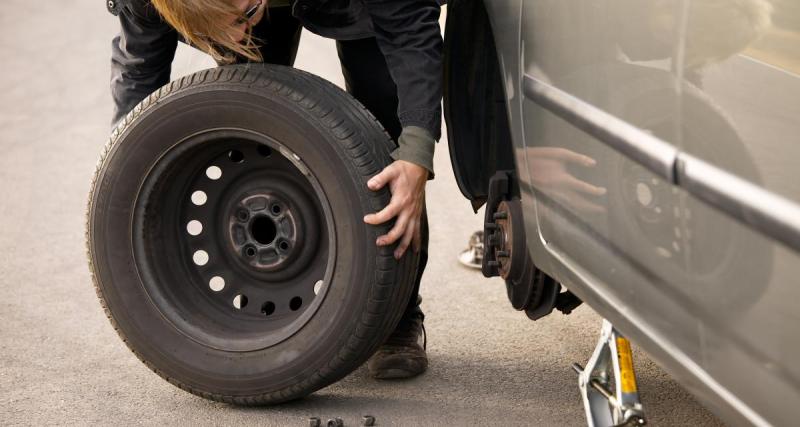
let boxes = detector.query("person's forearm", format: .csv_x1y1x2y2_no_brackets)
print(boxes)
391,126,436,175
110,39,173,126
109,1,178,127
364,0,444,144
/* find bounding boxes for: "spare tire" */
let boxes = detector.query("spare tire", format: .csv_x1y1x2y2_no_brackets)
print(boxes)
86,65,417,405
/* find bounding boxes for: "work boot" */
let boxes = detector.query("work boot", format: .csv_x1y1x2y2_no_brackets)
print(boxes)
368,312,427,379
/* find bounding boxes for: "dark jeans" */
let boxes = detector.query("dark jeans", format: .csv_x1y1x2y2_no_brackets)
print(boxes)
249,7,426,320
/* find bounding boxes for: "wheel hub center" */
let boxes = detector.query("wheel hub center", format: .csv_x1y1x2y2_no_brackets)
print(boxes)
228,193,300,271
251,216,277,245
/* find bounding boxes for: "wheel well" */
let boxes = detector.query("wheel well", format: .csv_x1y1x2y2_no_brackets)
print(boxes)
443,0,516,210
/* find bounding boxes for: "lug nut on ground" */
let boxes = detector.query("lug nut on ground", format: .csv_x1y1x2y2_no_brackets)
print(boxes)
326,418,343,427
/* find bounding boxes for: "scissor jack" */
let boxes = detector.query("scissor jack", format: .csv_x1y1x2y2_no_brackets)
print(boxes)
573,320,647,427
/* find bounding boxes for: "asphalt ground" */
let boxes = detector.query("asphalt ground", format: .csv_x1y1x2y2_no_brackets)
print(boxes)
0,2,723,426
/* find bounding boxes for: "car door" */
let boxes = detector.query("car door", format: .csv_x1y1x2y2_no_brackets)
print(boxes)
668,1,800,424
518,0,695,350
518,1,800,425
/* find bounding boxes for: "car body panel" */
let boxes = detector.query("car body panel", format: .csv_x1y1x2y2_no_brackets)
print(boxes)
453,1,800,425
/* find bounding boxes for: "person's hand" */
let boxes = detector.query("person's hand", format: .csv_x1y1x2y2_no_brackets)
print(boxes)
363,160,428,259
529,147,607,213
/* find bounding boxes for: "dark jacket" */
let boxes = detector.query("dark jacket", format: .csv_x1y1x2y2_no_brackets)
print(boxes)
108,0,442,171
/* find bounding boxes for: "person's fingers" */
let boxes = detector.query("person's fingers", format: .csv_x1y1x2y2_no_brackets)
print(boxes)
565,190,607,213
367,164,397,191
377,212,409,246
395,218,415,259
547,189,602,213
563,175,607,196
363,198,403,225
537,147,597,166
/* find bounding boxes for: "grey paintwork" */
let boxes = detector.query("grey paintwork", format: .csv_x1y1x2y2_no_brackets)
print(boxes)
480,1,800,425
521,74,800,254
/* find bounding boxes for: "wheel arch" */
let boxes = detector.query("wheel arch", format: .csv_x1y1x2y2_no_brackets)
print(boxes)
443,0,517,210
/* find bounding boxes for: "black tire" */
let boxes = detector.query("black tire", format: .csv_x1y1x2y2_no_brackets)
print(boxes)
86,64,417,405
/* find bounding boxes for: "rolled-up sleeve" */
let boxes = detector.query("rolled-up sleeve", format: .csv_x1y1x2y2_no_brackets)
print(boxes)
363,0,443,173
110,2,178,127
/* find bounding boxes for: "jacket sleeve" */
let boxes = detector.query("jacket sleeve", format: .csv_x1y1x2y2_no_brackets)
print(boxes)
110,1,178,127
363,0,443,173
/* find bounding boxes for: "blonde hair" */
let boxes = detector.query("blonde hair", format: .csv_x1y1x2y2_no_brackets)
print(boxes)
685,0,773,69
151,0,262,63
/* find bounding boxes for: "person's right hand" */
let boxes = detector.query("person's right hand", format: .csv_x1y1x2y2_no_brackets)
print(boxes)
363,160,428,260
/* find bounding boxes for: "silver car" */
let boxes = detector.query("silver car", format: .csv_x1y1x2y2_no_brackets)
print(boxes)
444,1,800,425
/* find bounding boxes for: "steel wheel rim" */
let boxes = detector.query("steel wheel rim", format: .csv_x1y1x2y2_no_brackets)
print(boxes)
132,129,336,352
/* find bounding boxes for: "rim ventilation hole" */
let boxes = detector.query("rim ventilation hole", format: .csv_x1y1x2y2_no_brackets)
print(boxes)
186,220,203,236
289,296,303,311
228,149,244,163
191,190,207,206
233,294,248,310
205,165,222,180
209,276,225,292
192,250,209,266
313,280,323,295
257,145,272,157
261,301,275,316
